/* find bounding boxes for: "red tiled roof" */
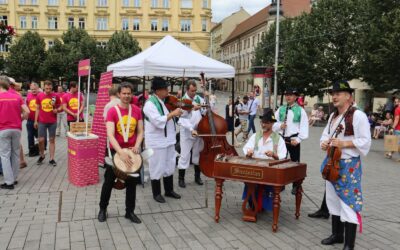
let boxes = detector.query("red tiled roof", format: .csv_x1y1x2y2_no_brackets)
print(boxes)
221,0,311,46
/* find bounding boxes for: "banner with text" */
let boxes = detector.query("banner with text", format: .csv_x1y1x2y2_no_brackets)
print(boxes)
91,71,113,165
78,59,91,77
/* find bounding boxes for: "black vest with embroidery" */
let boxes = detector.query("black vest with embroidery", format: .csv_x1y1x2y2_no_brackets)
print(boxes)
331,107,357,136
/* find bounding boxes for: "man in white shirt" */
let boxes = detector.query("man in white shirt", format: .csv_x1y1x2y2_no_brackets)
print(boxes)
246,91,260,137
319,81,371,250
143,77,182,203
273,88,309,194
177,80,204,188
235,96,250,142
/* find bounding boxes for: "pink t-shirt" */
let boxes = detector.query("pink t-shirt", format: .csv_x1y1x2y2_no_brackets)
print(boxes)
36,92,61,124
395,106,400,131
63,92,84,121
106,104,142,149
0,91,24,131
26,92,38,121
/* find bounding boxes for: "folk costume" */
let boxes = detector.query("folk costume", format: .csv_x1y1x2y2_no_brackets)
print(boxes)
320,81,371,250
143,77,181,203
177,92,204,187
242,109,287,211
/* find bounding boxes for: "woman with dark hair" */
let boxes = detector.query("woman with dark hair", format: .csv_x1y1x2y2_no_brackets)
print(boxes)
225,97,234,133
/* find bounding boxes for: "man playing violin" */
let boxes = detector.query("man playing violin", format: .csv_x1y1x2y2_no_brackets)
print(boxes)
98,82,144,224
177,79,204,188
319,81,371,250
143,77,182,203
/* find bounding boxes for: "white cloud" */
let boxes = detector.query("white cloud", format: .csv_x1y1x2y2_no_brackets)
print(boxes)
211,0,271,22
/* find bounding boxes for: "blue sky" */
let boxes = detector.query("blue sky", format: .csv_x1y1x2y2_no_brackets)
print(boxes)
211,0,271,22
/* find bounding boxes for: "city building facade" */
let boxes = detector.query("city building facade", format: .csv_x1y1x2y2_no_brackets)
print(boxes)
0,0,212,54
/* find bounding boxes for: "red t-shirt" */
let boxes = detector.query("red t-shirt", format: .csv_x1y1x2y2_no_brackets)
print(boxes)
36,92,61,124
26,92,38,121
0,91,24,131
395,106,400,131
106,104,142,149
63,92,84,121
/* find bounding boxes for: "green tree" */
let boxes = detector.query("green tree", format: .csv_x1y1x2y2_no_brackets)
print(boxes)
40,39,68,80
106,31,141,66
6,31,46,81
358,1,400,91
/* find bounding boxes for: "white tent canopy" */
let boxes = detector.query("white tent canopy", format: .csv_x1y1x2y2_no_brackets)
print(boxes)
107,35,235,78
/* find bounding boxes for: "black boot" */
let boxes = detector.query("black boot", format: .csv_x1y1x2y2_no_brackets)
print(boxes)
164,175,181,199
194,165,203,185
308,193,330,219
321,215,344,245
178,169,186,188
151,179,165,203
343,222,357,250
98,208,107,222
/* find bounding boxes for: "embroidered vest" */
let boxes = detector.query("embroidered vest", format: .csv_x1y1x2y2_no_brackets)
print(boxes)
331,106,357,136
279,104,302,123
254,131,280,154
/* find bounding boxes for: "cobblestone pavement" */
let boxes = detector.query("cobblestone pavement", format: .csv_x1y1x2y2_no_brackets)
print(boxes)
0,91,399,249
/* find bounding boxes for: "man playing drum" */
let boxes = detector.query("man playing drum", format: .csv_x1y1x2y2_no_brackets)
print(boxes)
98,82,144,224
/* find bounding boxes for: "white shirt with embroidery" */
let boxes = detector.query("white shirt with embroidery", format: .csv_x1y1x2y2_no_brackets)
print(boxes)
273,105,309,143
320,110,371,159
243,133,287,160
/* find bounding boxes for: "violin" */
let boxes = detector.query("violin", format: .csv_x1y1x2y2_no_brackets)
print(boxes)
322,124,343,182
164,95,206,111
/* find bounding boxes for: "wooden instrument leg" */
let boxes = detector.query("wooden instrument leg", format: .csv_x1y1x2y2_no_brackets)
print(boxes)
215,179,224,223
242,183,258,222
295,179,304,219
272,186,282,232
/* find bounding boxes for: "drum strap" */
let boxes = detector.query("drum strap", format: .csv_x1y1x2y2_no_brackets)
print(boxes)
115,105,132,143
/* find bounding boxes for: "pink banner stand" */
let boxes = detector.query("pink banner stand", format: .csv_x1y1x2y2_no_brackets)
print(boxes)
67,132,99,187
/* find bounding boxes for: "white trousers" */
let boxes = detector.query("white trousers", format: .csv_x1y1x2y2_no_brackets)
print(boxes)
148,145,176,180
178,135,203,170
326,181,359,224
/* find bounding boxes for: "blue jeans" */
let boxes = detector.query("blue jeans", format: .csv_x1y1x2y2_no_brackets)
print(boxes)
26,119,37,149
247,114,256,134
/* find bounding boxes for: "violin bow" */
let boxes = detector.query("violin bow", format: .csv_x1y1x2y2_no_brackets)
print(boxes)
181,69,185,103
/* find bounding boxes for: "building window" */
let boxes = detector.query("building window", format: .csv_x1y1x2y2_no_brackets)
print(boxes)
180,19,191,32
181,0,192,8
133,18,140,30
97,0,107,6
182,42,190,48
151,0,157,8
97,17,107,30
48,40,54,48
19,0,26,4
0,16,7,25
48,16,58,29
201,18,207,32
150,42,156,46
78,17,85,29
79,0,85,6
20,16,27,29
68,0,74,6
32,0,38,5
133,0,140,7
68,17,74,29
97,41,107,48
151,19,158,31
48,0,58,6
0,0,7,4
162,19,168,31
122,0,129,7
31,16,38,29
202,0,208,8
122,18,129,30
163,0,169,8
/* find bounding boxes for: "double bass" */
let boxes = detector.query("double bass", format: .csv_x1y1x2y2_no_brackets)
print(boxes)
197,72,237,177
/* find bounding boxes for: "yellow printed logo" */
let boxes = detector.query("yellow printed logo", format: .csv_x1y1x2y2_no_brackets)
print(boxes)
41,98,53,112
29,99,36,112
69,98,79,110
116,115,137,138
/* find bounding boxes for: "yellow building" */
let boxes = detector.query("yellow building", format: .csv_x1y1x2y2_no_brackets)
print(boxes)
0,0,211,54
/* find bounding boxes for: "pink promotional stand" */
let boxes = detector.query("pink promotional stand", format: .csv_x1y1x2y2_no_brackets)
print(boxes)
67,59,99,187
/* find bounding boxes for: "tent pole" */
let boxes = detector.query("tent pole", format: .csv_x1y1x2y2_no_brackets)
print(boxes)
141,76,145,188
231,77,235,145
